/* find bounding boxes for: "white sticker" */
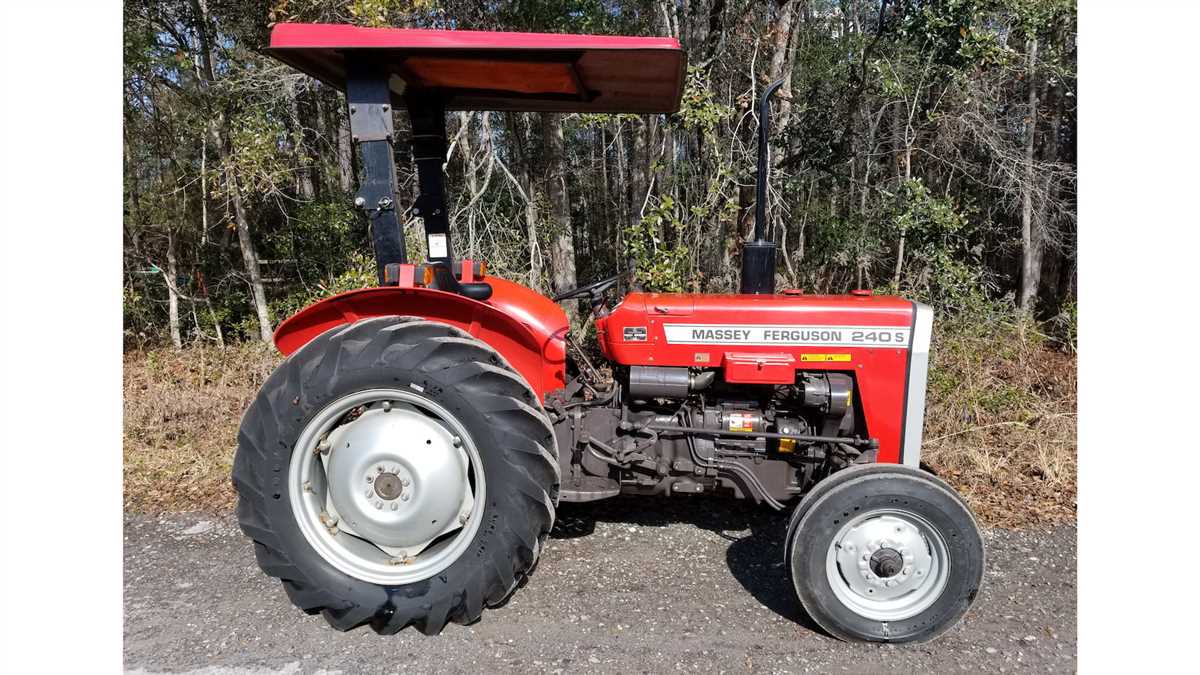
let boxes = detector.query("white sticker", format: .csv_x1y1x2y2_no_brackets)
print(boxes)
662,324,911,348
428,233,448,258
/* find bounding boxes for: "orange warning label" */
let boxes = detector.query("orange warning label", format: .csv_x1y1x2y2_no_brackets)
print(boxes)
799,353,852,362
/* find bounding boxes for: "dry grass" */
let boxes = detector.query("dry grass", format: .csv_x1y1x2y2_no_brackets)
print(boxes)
123,343,280,513
923,320,1077,528
123,324,1076,527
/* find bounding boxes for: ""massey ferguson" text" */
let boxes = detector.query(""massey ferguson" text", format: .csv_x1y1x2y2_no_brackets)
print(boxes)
662,324,911,348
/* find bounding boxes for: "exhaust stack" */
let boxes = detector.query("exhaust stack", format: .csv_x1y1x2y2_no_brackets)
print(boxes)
740,78,785,295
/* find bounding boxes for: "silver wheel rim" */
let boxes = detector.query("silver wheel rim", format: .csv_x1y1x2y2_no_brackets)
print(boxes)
288,388,485,585
825,509,950,621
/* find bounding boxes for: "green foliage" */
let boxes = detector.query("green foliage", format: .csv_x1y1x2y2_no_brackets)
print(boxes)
924,294,1063,435
263,198,378,319
626,196,690,292
272,0,436,26
349,0,438,27
219,110,293,198
677,67,732,132
271,252,377,321
891,179,990,311
957,19,1019,68
895,0,980,68
577,113,639,127
123,0,1076,349
268,199,364,280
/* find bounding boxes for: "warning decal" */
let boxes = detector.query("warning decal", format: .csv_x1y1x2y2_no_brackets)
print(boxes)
427,233,448,258
726,413,755,432
800,353,853,362
662,324,911,348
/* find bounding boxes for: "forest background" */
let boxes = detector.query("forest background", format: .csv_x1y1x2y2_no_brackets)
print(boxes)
123,0,1077,526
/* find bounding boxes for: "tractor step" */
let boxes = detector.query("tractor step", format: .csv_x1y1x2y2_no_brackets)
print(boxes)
560,476,620,502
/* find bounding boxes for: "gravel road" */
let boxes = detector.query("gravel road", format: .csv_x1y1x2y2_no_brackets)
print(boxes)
125,497,1075,674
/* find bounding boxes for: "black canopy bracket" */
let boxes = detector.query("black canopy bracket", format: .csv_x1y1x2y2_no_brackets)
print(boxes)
347,99,395,143
346,57,407,282
406,91,454,268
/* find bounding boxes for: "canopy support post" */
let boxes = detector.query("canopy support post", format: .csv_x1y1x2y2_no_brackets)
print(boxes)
406,93,454,268
346,59,407,283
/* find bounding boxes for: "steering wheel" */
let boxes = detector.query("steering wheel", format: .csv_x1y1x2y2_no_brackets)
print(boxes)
552,273,622,302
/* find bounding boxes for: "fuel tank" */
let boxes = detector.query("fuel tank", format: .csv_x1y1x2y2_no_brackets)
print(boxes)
596,291,932,466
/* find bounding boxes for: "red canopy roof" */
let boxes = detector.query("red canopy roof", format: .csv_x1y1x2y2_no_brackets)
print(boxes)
267,23,686,114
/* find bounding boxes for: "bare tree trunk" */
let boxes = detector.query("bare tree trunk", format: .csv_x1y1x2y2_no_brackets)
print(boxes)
289,86,315,200
336,104,354,193
891,101,911,284
525,191,541,291
614,120,629,272
203,291,224,347
859,105,883,287
893,143,913,284
1019,37,1041,315
629,118,649,287
861,104,885,216
1041,76,1065,313
630,118,650,223
311,87,331,196
504,113,543,291
660,112,676,184
800,177,813,263
227,167,273,341
767,1,797,125
458,112,479,257
542,113,578,311
199,135,208,245
599,123,611,265
164,231,182,349
191,117,224,348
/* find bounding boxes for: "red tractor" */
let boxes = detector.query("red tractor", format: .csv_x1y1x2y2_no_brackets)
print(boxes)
235,23,984,644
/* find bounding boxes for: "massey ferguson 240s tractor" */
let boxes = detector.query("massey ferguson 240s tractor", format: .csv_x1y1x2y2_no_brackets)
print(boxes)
234,23,985,644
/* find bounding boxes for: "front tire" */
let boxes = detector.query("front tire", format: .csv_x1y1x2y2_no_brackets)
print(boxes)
785,464,984,643
232,316,559,635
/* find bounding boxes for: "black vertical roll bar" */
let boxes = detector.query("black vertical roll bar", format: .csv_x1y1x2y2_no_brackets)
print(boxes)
346,59,407,282
344,56,491,299
406,92,454,268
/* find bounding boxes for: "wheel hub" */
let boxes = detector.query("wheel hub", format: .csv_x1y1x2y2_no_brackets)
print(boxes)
826,510,950,621
869,547,904,578
372,472,404,501
322,405,470,551
289,389,486,586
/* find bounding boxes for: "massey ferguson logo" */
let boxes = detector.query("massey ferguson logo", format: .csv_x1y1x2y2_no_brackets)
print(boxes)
663,324,911,348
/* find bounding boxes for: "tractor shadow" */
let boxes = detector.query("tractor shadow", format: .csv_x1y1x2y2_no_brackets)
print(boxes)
550,495,826,635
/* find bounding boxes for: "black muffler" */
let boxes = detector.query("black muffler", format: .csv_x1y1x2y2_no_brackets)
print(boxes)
740,78,785,295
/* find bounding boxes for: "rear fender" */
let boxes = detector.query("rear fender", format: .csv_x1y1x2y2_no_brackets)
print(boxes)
273,279,568,400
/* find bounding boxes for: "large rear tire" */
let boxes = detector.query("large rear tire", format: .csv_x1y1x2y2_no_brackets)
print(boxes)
232,316,559,635
785,464,984,643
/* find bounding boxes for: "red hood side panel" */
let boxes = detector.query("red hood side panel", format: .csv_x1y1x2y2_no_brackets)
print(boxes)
597,292,918,463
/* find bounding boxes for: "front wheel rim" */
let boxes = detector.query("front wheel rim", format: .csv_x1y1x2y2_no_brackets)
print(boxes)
824,509,951,621
288,388,486,585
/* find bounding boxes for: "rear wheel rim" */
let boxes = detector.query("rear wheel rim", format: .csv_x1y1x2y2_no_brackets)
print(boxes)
288,388,485,585
825,509,950,621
